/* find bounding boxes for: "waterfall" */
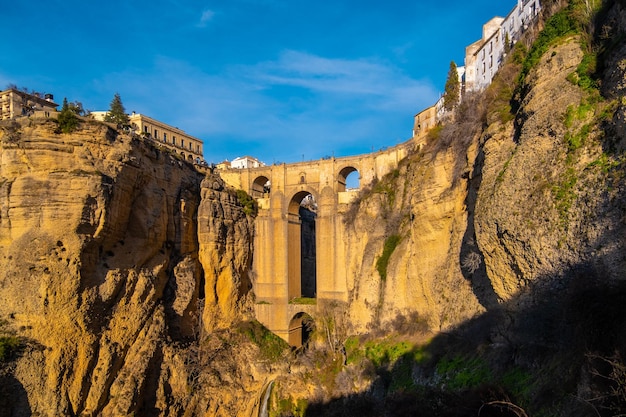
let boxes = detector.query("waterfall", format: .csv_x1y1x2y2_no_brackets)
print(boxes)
258,380,274,417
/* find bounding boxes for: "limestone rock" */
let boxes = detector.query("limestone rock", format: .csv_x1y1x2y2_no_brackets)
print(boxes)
0,119,262,416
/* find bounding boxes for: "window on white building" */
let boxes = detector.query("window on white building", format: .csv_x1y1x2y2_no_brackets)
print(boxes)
163,133,167,142
181,139,185,148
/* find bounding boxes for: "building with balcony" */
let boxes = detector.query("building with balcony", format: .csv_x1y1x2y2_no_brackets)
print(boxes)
92,111,205,163
464,0,541,92
0,88,58,120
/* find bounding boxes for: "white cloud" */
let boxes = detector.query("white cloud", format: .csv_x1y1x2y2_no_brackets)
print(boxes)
247,50,438,110
93,52,438,163
197,9,215,27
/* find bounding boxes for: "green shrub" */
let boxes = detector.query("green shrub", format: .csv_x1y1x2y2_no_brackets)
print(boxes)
376,235,402,281
436,355,492,390
345,336,364,365
574,52,599,91
236,189,257,216
364,339,413,367
501,367,533,400
519,9,577,84
238,321,288,361
388,356,417,393
426,124,443,142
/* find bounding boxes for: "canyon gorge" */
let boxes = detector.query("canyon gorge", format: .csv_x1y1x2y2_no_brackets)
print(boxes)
1,0,626,415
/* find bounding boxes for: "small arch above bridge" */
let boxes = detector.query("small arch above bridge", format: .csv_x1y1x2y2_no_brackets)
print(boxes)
337,166,360,191
252,175,270,198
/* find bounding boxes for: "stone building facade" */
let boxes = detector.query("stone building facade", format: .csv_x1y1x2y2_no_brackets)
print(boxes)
92,111,205,163
0,88,58,120
464,0,541,92
412,0,541,140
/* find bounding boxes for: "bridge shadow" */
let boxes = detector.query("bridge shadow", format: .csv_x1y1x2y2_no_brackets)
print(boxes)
303,260,626,416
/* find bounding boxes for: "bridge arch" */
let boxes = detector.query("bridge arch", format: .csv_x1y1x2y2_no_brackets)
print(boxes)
337,166,360,191
288,191,317,300
251,175,270,198
288,312,315,348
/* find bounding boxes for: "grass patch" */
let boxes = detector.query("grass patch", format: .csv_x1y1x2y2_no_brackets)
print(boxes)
496,148,517,184
364,339,414,368
376,235,402,281
436,355,493,390
552,167,578,227
519,8,578,85
567,52,599,91
238,320,288,361
289,297,317,305
346,336,423,368
501,367,534,401
272,397,308,417
372,180,396,207
0,335,21,362
588,153,620,174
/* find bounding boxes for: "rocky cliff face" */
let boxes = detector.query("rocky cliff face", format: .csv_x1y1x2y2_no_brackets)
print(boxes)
0,120,264,416
1,1,625,416
341,143,486,332
339,3,626,336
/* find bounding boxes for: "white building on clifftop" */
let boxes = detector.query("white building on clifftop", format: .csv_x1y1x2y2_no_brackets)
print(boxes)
464,0,541,92
92,111,205,163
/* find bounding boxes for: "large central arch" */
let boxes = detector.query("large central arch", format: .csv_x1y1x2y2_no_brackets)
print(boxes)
288,191,317,300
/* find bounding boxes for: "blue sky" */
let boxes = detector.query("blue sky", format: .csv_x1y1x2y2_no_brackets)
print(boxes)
1,1,513,164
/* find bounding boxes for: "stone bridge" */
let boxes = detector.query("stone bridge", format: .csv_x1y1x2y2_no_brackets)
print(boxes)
219,141,415,346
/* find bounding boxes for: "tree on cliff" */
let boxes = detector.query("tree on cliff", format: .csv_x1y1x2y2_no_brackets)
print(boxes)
443,61,461,111
57,97,80,133
104,93,129,127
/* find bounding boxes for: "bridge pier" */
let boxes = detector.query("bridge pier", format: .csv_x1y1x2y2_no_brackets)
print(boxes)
219,143,412,344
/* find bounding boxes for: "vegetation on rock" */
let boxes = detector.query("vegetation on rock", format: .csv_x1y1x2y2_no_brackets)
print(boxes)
443,60,461,111
56,97,80,133
104,92,130,127
1,1,626,416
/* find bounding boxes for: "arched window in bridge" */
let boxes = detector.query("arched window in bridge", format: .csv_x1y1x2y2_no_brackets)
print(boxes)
338,166,360,191
288,312,315,348
252,176,270,198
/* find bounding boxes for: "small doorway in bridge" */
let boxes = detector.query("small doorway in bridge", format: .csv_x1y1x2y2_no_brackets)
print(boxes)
288,191,317,301
252,176,270,198
338,166,360,191
288,312,315,348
